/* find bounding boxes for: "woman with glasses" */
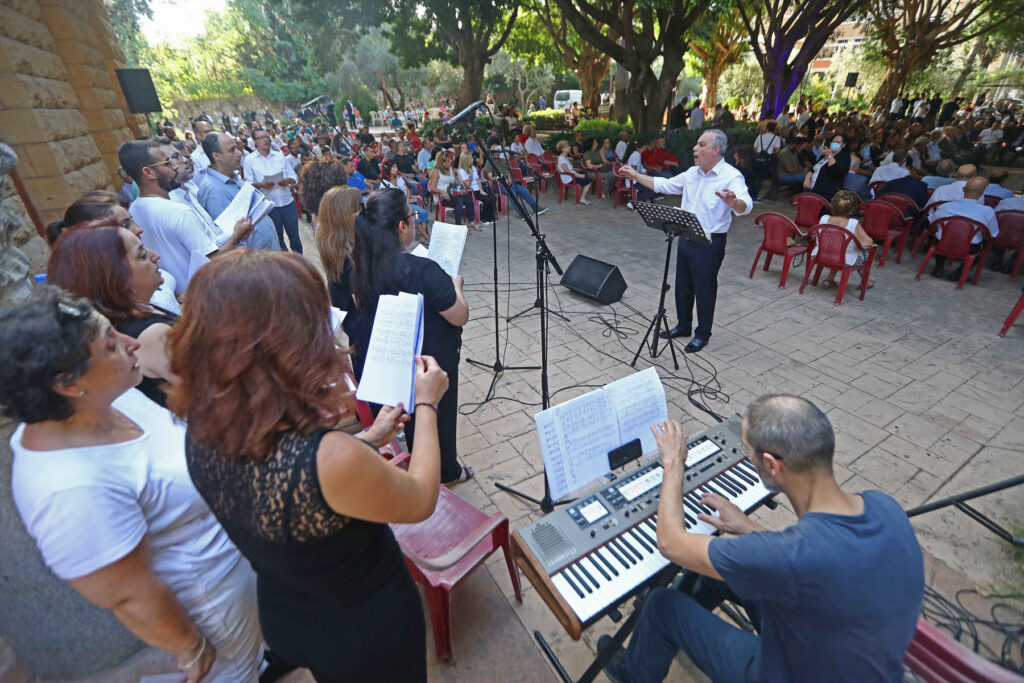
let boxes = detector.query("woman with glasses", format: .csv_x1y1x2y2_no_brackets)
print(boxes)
347,188,473,486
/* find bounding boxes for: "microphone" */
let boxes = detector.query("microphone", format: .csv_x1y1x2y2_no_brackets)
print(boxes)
447,100,486,128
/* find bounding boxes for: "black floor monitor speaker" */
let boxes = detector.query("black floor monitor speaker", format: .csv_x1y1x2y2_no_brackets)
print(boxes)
560,254,627,305
115,68,162,114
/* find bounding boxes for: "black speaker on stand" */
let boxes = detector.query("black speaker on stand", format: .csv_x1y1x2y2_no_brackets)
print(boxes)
115,68,162,135
844,72,859,88
559,254,627,305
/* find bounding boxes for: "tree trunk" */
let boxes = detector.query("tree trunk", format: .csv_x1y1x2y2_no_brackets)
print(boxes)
950,37,986,100
456,52,487,109
703,62,724,112
577,52,610,112
872,49,928,110
625,57,683,136
759,61,808,120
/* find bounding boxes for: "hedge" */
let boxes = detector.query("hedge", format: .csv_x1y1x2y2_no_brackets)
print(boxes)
522,107,569,130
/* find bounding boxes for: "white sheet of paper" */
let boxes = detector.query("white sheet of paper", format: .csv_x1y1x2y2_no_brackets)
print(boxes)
355,292,424,409
411,242,429,258
426,221,467,276
329,306,347,334
260,171,284,185
248,193,275,224
604,367,668,455
187,250,211,281
214,182,256,235
535,390,617,501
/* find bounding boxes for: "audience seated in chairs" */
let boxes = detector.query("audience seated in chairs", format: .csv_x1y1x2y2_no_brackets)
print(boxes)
880,169,929,212
925,164,976,215
811,189,875,291
843,154,871,201
0,287,264,681
929,176,1000,281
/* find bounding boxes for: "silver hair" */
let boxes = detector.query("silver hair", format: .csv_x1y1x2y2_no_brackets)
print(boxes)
707,129,728,157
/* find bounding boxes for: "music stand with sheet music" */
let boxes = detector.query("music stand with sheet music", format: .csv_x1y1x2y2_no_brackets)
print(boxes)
631,202,709,370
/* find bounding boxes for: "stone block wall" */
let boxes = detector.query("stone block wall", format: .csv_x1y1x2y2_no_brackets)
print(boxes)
0,0,146,273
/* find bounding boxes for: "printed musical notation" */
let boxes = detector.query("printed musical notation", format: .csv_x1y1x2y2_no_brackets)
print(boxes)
355,292,424,408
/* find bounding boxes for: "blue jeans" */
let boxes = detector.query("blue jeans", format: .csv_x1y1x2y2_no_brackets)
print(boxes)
269,203,302,254
499,182,539,214
779,172,805,184
624,580,760,683
410,202,428,225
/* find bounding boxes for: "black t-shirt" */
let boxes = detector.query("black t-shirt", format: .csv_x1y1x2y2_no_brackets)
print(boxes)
327,258,354,313
115,306,179,407
358,132,376,145
344,253,461,381
394,153,417,174
357,158,380,181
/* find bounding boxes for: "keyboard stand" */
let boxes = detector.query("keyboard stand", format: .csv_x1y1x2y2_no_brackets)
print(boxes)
532,564,681,683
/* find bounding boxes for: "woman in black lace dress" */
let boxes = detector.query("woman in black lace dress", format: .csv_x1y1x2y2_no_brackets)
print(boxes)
166,249,449,682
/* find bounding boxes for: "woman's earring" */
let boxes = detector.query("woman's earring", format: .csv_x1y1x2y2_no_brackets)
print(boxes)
76,390,85,396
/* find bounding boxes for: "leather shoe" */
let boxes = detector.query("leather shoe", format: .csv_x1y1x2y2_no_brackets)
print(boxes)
684,337,709,353
597,635,631,683
659,325,691,340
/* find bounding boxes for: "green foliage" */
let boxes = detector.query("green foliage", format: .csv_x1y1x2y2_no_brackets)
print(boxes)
522,108,569,130
575,117,631,134
717,62,763,105
417,116,492,144
486,51,556,110
665,122,759,168
108,0,152,68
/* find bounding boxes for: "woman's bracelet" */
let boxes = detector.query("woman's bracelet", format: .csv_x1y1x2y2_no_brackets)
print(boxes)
414,402,438,414
178,634,207,670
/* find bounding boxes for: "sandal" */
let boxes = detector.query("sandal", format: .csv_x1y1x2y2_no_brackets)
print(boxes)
443,465,474,487
820,280,836,290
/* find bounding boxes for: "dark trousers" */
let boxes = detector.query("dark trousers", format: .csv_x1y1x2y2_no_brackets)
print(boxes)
675,232,727,339
269,203,302,254
624,577,760,683
404,363,461,482
472,190,497,222
933,240,984,272
441,193,475,225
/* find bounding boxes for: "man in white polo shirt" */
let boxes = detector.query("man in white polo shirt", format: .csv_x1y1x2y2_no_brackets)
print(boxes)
118,138,252,296
243,128,301,253
621,129,751,354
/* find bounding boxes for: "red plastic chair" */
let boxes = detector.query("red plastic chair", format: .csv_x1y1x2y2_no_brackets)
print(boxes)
612,163,638,209
915,217,992,289
750,212,808,288
790,192,831,230
983,194,1000,208
913,200,951,256
798,223,878,305
554,166,581,204
869,180,887,197
903,618,1022,682
347,374,524,662
1000,290,1024,337
525,153,552,194
876,192,918,219
857,199,909,266
994,210,1024,279
508,161,535,191
540,149,557,173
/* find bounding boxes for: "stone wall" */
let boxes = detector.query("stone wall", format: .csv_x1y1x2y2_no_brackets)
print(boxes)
0,0,147,273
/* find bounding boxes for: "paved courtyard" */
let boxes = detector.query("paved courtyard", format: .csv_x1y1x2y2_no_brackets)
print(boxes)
300,182,1024,682
3,183,1021,683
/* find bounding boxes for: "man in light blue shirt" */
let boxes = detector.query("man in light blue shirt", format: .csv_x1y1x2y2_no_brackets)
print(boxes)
197,133,279,251
921,159,956,191
340,156,370,197
984,169,1014,200
930,176,999,280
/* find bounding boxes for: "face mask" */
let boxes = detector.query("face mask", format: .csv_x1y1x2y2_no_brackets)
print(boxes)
830,142,842,152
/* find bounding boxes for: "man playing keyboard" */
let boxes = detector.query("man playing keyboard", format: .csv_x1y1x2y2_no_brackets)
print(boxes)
602,394,924,683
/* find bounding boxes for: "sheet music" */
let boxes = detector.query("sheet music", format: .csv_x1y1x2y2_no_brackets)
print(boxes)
411,242,429,258
355,292,424,408
536,390,618,501
260,171,284,185
187,250,211,281
329,306,347,334
214,182,256,235
534,369,670,500
248,190,274,224
605,367,668,455
426,221,467,276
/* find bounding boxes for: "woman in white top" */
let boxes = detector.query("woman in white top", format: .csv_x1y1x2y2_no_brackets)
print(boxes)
382,158,430,243
2,287,263,682
457,152,497,225
556,140,592,205
811,189,875,290
428,149,475,229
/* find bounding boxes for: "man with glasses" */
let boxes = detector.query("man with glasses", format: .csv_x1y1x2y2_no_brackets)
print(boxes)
118,138,253,295
600,395,924,683
243,128,302,253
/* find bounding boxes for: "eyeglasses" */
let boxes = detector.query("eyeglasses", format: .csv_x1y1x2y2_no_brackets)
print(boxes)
143,152,183,169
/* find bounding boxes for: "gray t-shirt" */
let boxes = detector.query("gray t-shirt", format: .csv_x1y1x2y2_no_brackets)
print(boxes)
709,490,923,682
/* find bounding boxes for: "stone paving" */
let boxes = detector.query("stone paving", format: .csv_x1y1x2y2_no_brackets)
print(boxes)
4,182,1021,682
304,182,1024,682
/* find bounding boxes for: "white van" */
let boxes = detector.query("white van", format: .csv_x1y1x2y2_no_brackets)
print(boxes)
553,89,583,109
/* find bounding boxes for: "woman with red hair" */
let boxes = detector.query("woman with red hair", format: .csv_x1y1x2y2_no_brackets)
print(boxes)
168,249,449,682
47,226,176,407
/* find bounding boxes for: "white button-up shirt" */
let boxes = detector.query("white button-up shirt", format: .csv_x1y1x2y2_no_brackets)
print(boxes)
932,198,999,243
242,149,297,208
651,158,752,235
525,137,545,157
869,163,909,186
996,196,1024,213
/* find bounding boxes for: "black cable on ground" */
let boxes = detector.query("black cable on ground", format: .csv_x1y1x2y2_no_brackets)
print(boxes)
919,585,1024,674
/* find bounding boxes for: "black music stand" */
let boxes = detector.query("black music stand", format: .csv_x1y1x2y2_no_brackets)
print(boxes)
630,202,708,370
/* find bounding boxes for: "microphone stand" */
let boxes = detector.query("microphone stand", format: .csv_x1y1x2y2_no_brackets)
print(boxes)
453,104,571,514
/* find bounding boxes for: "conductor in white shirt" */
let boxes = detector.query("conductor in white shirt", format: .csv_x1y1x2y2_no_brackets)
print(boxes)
243,129,301,253
621,129,752,354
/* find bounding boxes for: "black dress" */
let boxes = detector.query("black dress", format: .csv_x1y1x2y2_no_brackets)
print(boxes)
344,253,464,483
186,429,426,682
115,306,178,407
